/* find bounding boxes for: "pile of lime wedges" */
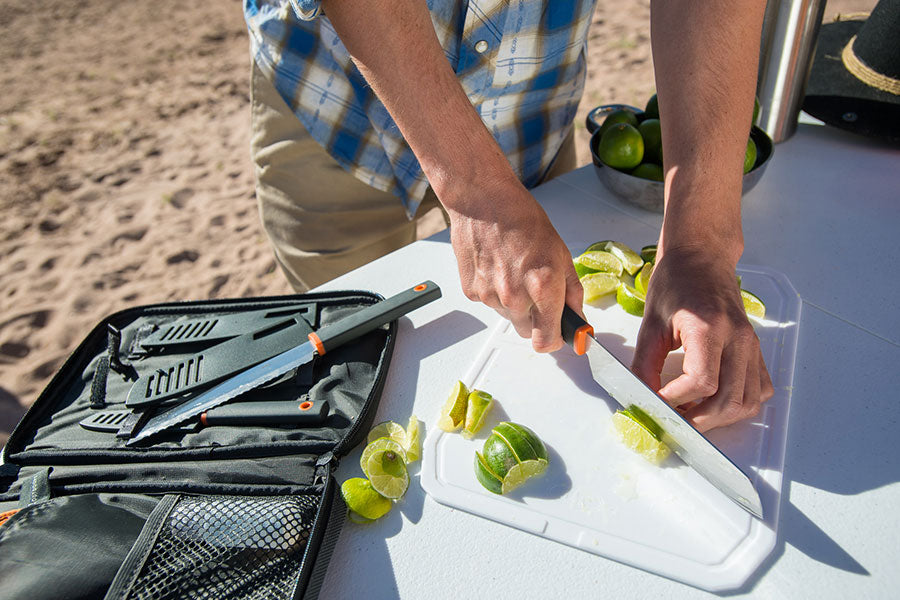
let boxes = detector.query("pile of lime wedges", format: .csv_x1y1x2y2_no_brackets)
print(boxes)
574,239,766,319
438,380,493,439
594,93,761,181
340,416,420,523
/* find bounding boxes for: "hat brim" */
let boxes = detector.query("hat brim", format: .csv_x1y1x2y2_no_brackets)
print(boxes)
802,19,900,144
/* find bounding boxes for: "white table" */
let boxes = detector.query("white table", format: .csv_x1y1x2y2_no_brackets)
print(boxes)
315,122,900,599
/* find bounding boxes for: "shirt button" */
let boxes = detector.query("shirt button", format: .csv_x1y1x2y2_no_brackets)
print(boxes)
474,40,489,53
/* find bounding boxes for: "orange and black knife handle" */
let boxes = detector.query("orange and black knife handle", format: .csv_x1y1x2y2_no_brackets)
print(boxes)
561,305,594,356
307,281,441,355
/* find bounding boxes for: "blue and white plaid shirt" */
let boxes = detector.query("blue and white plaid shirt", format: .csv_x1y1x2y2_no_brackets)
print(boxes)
245,1,596,216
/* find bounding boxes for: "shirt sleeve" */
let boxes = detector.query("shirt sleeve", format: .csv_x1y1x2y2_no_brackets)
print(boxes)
290,0,323,21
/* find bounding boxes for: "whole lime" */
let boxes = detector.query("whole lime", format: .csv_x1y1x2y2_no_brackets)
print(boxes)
596,108,639,138
637,118,662,164
630,162,664,182
597,123,644,170
644,93,659,119
743,137,758,174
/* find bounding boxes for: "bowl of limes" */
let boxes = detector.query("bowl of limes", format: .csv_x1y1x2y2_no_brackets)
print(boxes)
587,96,773,213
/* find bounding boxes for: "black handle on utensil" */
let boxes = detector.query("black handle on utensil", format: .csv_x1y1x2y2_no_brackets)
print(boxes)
201,399,330,426
310,281,441,354
561,305,594,356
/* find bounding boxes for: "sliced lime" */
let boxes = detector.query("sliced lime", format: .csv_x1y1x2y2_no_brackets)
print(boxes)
581,272,619,303
462,390,493,439
341,477,392,520
404,415,421,463
585,241,643,275
360,437,406,477
640,244,657,264
573,259,598,279
634,262,653,296
500,458,549,495
611,410,671,465
438,380,469,432
616,283,646,317
575,250,623,276
741,289,766,318
365,447,410,499
474,452,503,495
367,421,408,447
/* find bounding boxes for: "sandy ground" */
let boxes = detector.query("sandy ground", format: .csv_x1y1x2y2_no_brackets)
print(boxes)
0,0,875,442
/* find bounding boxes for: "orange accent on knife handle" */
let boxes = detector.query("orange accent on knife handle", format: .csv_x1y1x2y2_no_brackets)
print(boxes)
308,332,325,355
561,305,593,355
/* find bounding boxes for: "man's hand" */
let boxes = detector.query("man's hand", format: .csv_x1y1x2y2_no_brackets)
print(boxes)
632,247,774,432
444,176,583,353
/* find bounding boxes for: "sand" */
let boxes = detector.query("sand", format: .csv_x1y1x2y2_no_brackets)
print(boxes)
0,0,875,442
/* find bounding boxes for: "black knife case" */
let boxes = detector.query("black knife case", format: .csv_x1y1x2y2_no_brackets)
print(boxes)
0,289,398,600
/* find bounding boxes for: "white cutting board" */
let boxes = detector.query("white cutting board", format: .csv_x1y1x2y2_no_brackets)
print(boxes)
421,265,801,592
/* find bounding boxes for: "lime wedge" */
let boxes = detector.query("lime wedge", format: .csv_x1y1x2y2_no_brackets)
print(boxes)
581,272,619,303
640,244,657,264
365,447,410,499
438,380,469,432
404,415,421,463
367,421,408,447
741,289,766,318
585,241,643,276
341,477,392,520
575,250,623,276
616,283,646,317
611,410,671,465
500,458,549,494
462,390,493,439
573,259,598,279
360,437,406,477
634,262,653,296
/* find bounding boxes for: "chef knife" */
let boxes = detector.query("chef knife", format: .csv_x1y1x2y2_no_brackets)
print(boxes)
126,281,441,445
561,305,763,519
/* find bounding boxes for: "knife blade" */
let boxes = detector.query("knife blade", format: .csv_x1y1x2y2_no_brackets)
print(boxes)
126,281,442,446
561,305,763,519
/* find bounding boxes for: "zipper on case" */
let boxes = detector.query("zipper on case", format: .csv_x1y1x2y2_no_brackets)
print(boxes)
313,452,337,487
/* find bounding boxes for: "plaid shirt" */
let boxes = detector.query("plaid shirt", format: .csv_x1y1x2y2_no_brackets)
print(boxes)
245,1,595,216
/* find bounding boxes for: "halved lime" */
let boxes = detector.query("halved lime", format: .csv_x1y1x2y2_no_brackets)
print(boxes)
640,244,657,264
438,380,469,432
611,410,671,465
634,262,653,296
500,459,549,495
367,421,408,447
616,283,646,317
581,272,619,303
405,415,421,463
360,437,406,477
585,241,643,275
365,447,410,499
741,289,766,318
341,477,392,520
462,390,493,439
575,250,623,276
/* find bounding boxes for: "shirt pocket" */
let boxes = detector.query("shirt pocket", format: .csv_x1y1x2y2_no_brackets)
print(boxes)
489,1,592,92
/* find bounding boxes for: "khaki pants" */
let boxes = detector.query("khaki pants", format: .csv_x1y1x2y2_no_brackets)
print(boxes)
250,62,577,292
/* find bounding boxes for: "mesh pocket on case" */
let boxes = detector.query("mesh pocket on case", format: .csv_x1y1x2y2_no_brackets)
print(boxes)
121,494,319,600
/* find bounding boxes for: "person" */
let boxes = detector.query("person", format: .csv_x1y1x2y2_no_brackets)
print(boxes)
243,0,774,432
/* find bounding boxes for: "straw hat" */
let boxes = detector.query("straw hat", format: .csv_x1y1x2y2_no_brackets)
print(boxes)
802,0,900,144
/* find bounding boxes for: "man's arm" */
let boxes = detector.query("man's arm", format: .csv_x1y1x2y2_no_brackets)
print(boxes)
634,0,774,431
322,0,583,352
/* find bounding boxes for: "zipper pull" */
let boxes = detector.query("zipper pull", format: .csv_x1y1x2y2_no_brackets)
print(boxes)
314,451,337,485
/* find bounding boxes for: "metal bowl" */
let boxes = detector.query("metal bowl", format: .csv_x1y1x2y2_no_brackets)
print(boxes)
586,104,774,213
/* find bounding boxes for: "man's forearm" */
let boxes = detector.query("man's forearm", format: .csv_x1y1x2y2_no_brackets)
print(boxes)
650,0,766,266
322,0,520,212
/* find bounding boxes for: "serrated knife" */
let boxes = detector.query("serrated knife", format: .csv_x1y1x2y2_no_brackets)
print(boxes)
561,305,763,519
126,281,441,445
